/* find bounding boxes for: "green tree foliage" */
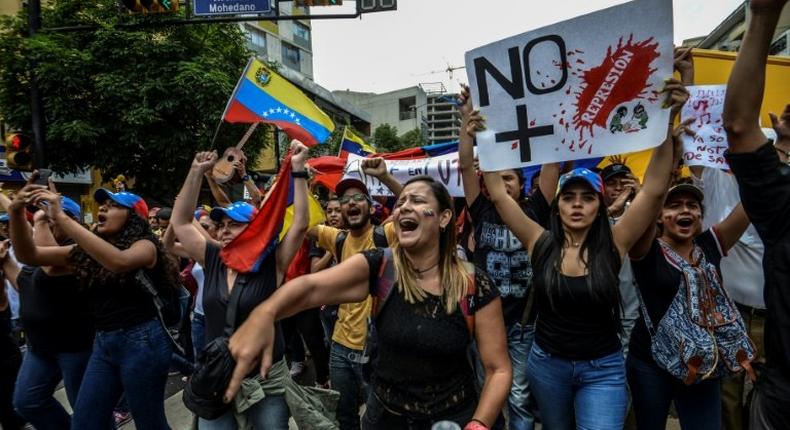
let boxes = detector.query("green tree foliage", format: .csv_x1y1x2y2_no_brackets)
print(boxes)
371,123,401,153
399,127,426,149
0,0,260,199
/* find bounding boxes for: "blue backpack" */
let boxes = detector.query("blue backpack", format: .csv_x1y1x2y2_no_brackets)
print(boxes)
636,239,756,385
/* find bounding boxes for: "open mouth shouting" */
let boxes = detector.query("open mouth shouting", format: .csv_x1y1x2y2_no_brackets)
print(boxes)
398,217,419,233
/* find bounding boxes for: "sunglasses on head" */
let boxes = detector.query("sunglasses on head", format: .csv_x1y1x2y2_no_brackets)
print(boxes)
339,193,368,204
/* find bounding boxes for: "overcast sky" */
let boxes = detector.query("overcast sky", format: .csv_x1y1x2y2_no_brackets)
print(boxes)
310,0,744,94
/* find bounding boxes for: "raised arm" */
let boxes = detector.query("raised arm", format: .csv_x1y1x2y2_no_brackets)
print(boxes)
9,186,73,267
459,84,482,206
29,189,156,274
483,170,545,254
0,240,21,292
276,142,310,282
715,203,751,253
225,253,371,399
614,80,689,256
538,162,561,203
629,118,695,259
722,0,787,153
234,154,262,207
472,297,512,428
361,157,402,196
172,152,218,266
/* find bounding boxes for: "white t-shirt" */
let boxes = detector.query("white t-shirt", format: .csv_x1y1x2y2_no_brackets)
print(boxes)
191,262,205,316
693,167,765,309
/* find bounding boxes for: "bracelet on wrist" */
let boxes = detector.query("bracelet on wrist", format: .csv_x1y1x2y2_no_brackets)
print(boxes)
291,170,309,179
464,419,489,430
242,174,251,182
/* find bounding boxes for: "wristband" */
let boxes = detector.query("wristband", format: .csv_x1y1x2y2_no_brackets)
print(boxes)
464,419,489,430
291,170,309,179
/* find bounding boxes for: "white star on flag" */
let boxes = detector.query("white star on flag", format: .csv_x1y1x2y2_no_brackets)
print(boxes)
290,113,296,118
283,109,290,115
276,107,282,113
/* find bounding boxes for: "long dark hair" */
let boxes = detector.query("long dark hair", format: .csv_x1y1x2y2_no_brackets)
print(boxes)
537,192,623,333
70,210,181,291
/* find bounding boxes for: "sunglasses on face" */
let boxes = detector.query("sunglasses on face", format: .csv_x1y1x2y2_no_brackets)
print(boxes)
339,193,367,204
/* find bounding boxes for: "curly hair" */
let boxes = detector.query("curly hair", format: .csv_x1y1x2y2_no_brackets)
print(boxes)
69,210,181,291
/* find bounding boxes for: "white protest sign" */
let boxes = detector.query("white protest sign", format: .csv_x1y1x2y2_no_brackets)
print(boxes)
465,0,673,171
681,85,729,169
342,151,468,197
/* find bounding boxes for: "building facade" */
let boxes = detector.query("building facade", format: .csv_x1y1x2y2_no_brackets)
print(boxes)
333,86,429,139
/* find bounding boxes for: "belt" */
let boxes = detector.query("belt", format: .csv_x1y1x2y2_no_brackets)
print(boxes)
737,302,768,318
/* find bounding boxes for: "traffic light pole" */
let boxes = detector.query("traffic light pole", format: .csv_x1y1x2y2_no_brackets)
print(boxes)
28,0,47,167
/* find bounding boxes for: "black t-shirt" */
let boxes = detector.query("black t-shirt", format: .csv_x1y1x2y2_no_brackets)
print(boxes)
202,244,284,362
469,191,550,326
362,248,499,418
727,142,790,429
18,267,94,355
88,241,158,331
531,233,621,360
629,230,724,365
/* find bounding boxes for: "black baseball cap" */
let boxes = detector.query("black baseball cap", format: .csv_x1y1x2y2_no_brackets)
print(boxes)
335,178,370,198
666,184,704,203
601,163,632,182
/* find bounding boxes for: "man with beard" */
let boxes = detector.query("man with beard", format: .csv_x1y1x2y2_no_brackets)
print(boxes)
307,159,401,430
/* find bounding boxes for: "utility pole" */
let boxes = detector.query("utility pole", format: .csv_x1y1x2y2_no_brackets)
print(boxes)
28,0,47,168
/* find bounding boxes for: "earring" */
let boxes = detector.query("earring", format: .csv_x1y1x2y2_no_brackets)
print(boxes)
440,225,446,233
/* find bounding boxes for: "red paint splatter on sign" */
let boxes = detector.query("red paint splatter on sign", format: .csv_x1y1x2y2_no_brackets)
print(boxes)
572,35,660,138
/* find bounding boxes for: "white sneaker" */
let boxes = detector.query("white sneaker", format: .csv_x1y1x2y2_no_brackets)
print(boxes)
289,361,306,377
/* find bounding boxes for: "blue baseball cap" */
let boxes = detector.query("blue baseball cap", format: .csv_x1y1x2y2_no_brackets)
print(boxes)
0,214,8,223
557,168,604,195
60,196,81,219
210,201,258,223
94,188,149,220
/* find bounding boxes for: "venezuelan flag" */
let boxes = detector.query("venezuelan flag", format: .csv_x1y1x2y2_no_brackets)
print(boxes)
338,128,376,159
222,58,335,146
220,153,292,273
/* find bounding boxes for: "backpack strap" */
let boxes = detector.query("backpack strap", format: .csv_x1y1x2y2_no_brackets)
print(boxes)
372,248,397,317
334,230,349,261
372,225,389,248
135,269,185,356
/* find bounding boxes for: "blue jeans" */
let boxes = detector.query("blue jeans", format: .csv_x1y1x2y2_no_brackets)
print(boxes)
626,355,721,430
330,342,367,430
471,323,535,430
71,319,172,430
192,312,206,358
198,394,289,430
12,348,92,430
526,343,627,430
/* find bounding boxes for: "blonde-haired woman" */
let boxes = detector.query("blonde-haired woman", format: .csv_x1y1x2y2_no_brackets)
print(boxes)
224,175,512,430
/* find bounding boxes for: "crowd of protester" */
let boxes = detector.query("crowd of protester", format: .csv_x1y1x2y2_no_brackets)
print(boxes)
0,1,789,429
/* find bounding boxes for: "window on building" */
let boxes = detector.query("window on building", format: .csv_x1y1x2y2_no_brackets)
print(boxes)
399,96,416,121
293,22,311,50
282,43,301,72
245,26,267,57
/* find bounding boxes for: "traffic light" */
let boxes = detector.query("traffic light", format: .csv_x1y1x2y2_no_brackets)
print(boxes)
295,0,342,5
4,133,33,171
120,0,179,13
359,0,396,13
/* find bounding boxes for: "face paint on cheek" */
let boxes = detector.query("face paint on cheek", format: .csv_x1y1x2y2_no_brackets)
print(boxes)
422,208,435,217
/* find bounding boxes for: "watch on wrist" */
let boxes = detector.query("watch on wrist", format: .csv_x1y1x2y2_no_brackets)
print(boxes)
291,170,309,179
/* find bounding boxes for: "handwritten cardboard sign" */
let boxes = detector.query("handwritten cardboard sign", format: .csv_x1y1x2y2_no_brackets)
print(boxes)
464,0,673,171
681,85,729,169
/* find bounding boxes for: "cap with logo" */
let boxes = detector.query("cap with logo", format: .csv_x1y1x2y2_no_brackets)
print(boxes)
557,168,604,195
209,201,258,223
94,188,149,220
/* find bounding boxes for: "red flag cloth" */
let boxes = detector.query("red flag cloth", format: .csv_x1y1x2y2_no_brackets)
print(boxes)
220,153,293,273
284,240,311,282
307,156,347,193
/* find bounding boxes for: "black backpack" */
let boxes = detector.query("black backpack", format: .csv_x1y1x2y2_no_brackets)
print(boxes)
334,224,389,259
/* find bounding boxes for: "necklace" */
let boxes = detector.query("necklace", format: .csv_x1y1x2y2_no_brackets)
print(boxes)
414,263,439,279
